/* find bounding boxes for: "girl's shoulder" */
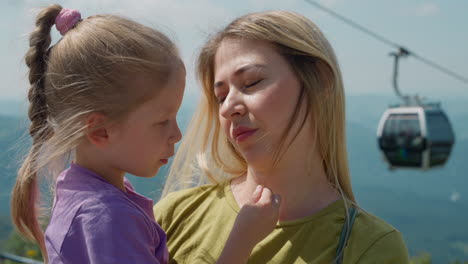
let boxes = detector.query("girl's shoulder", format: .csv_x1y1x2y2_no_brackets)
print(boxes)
47,192,167,264
46,193,152,254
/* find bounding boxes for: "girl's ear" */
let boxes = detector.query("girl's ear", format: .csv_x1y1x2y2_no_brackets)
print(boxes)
85,112,110,147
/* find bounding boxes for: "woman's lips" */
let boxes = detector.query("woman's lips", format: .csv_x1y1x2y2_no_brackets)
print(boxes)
234,128,258,142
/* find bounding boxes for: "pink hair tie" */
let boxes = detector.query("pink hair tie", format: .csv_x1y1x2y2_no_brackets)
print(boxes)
55,8,81,36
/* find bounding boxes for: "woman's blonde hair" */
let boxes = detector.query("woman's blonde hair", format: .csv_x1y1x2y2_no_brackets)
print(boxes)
11,4,180,260
163,11,355,204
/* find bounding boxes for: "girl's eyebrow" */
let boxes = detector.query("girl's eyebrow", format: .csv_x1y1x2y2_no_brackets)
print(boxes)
214,64,266,88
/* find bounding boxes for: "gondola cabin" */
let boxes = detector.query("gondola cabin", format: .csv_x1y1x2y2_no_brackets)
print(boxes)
377,104,455,170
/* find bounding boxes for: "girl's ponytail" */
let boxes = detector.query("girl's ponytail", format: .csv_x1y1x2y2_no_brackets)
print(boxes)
11,4,62,258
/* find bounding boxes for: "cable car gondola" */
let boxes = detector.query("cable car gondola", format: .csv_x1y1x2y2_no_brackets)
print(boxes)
377,103,455,170
376,48,455,170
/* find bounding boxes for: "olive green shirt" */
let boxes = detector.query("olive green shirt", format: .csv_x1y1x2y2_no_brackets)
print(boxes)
154,183,409,264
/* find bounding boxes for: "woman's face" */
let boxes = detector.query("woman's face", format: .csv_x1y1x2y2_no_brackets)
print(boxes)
213,38,304,168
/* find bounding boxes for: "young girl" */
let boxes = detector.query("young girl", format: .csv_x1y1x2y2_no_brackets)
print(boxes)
11,4,280,264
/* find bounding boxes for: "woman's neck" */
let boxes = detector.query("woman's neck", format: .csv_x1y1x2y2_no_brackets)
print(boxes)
231,146,340,222
75,144,126,192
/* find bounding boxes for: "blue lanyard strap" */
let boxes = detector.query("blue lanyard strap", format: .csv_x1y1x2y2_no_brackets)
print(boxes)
335,206,359,264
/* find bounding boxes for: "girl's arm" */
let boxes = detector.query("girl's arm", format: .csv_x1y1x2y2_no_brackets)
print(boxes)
217,186,281,264
59,201,163,264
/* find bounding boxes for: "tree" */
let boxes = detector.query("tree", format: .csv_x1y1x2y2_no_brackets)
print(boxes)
4,230,42,261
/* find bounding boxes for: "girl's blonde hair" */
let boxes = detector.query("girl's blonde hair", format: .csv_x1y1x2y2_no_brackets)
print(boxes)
11,4,180,259
162,11,355,205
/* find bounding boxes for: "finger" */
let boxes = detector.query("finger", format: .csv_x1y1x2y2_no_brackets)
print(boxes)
250,185,263,203
258,187,273,205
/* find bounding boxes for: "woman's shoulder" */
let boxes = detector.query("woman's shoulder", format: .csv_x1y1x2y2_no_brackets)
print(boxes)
346,208,409,263
353,209,397,237
164,183,221,199
154,183,225,222
156,184,222,207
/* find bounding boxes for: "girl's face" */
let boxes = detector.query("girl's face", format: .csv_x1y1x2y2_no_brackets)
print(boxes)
108,66,185,178
213,38,303,168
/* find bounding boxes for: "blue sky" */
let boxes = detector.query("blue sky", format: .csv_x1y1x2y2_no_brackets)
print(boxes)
1,0,467,103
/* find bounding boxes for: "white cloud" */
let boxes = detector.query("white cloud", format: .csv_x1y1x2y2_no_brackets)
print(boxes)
415,2,440,17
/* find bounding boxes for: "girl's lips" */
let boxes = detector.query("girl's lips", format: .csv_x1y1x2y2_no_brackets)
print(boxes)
160,159,168,164
235,129,258,142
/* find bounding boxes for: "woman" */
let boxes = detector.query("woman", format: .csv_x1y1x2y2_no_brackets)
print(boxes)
154,11,409,263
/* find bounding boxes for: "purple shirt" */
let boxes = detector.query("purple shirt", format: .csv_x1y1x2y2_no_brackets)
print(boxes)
45,163,169,264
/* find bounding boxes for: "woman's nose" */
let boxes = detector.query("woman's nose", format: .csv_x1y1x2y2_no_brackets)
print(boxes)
219,89,246,119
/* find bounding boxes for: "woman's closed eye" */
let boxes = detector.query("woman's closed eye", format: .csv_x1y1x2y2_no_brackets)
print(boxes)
215,79,263,104
217,97,226,104
244,79,263,89
215,91,227,104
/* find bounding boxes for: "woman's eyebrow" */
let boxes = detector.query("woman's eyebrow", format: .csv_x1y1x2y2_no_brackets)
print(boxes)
214,64,265,88
233,63,265,76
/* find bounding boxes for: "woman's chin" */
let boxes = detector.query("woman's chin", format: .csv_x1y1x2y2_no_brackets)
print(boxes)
241,151,275,170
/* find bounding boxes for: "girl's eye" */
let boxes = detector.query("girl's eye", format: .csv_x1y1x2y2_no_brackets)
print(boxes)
157,120,170,126
245,79,262,88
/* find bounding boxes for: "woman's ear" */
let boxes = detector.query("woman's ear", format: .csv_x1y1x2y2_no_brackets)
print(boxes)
85,112,110,147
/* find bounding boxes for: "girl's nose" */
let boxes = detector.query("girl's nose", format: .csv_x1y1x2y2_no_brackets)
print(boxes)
169,121,182,144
